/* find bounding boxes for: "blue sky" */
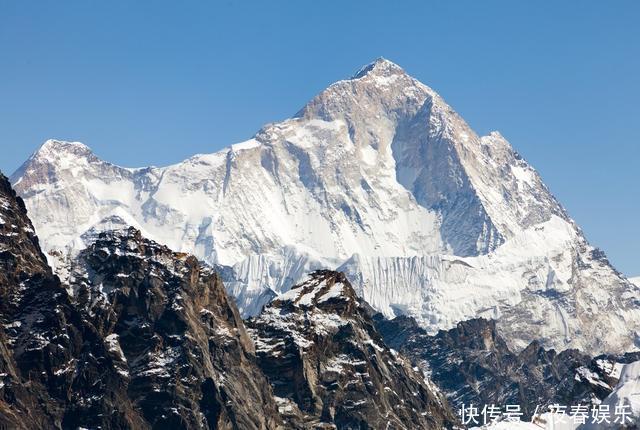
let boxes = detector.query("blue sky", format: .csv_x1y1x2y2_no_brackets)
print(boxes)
1,1,638,275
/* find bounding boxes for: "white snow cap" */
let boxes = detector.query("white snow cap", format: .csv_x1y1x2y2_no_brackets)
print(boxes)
35,139,92,156
351,57,406,79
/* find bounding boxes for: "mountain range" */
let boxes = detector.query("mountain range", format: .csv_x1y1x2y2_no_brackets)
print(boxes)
9,58,640,357
0,172,458,429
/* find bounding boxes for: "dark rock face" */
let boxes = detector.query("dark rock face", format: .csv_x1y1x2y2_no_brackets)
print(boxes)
0,172,142,429
375,316,640,419
0,173,282,430
247,270,458,429
70,227,282,430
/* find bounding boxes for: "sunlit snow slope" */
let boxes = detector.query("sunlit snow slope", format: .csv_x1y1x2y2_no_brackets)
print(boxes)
10,58,640,353
582,360,640,429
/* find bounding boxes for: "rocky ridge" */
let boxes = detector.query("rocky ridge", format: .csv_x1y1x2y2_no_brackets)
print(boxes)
247,270,458,429
375,316,640,421
68,226,283,429
0,172,145,429
0,171,284,429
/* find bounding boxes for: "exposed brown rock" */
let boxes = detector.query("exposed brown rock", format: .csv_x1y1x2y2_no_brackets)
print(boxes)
248,270,458,429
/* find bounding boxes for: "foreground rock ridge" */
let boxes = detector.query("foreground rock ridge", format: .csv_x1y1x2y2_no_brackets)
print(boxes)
0,173,284,429
11,58,640,354
0,173,458,429
247,270,458,429
71,227,284,429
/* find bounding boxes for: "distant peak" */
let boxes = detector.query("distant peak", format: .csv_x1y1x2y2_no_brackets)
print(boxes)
351,57,406,80
40,138,90,151
28,139,96,166
9,139,96,185
35,139,92,158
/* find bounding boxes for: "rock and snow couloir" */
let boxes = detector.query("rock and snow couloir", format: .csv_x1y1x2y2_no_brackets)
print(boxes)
10,58,640,354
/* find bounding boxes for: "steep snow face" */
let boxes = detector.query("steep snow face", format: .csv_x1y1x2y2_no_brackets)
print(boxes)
631,277,640,288
10,58,640,354
582,360,640,429
340,217,640,353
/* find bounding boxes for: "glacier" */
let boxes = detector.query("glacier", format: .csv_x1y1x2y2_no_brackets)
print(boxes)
10,58,640,354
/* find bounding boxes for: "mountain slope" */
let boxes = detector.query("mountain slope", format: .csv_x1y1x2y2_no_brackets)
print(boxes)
0,172,284,429
247,270,457,429
2,172,459,429
0,173,148,429
375,316,640,420
582,360,640,429
10,58,640,354
68,227,283,429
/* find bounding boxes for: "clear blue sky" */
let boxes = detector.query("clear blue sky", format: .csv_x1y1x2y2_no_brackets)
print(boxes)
1,1,638,275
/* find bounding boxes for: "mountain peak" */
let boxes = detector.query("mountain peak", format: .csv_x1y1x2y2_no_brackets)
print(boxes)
10,139,102,188
351,57,406,80
274,270,357,313
35,139,92,159
247,268,458,428
295,56,426,122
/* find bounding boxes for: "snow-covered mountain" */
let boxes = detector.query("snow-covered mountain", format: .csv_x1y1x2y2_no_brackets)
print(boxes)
631,277,640,288
10,58,640,354
3,171,458,429
582,360,640,429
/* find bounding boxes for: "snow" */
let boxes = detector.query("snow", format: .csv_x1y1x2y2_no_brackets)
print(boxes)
11,59,639,354
471,413,578,429
139,348,179,378
613,361,640,412
277,283,309,303
252,275,352,352
581,360,640,429
231,139,261,152
54,360,75,376
317,282,345,303
276,277,350,308
630,277,640,287
309,313,346,333
105,333,127,363
296,288,318,306
595,358,624,380
362,339,384,352
575,366,611,390
510,164,536,186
